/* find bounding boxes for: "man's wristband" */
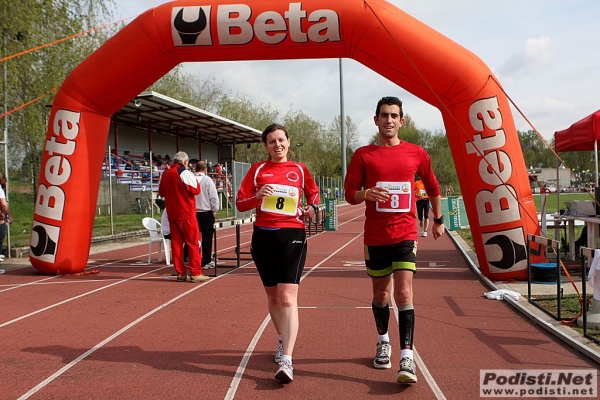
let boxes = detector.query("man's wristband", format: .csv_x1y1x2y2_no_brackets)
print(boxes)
309,203,318,213
433,215,444,225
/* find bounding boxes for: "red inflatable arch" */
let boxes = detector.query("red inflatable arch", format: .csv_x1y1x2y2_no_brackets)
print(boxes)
31,0,539,278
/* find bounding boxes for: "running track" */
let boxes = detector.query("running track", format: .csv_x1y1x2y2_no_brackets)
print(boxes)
0,205,597,399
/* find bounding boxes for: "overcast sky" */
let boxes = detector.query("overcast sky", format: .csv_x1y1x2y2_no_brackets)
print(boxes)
111,1,600,145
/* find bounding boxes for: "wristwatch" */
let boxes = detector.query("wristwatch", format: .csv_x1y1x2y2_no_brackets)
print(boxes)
433,215,444,225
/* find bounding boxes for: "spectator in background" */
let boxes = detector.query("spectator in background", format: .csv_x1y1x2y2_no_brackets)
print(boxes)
158,151,209,283
194,161,220,269
0,173,12,262
215,163,222,177
414,175,430,237
445,185,453,197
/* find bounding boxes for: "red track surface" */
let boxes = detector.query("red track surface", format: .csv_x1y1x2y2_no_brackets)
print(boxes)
0,205,597,399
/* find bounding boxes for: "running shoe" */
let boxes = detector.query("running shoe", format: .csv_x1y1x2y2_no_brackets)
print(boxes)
373,341,392,369
275,359,293,383
274,340,284,363
422,231,428,237
396,357,417,383
176,274,189,282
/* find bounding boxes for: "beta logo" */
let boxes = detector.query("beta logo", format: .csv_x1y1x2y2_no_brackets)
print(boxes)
482,226,527,273
172,3,341,47
30,221,60,263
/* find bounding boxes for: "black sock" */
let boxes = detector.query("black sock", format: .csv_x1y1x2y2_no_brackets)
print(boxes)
372,302,390,336
398,306,415,350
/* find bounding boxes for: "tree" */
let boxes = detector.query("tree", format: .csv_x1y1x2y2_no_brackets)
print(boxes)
518,130,554,169
2,0,117,191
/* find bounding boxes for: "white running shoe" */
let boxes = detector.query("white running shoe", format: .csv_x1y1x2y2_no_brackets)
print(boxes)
396,357,417,383
373,341,392,369
422,231,428,237
275,359,293,383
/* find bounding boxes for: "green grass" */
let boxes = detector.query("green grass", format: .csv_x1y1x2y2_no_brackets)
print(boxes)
456,228,474,249
6,188,237,248
455,192,593,251
8,192,36,247
532,192,593,213
535,295,583,320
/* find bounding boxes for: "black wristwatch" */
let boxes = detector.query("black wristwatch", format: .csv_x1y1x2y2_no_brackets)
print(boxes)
308,204,319,213
433,215,444,225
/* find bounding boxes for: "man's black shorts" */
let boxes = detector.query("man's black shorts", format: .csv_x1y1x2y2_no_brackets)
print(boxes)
364,240,417,278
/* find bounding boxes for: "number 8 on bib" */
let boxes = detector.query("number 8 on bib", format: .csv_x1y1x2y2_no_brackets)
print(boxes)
375,181,411,213
260,184,299,216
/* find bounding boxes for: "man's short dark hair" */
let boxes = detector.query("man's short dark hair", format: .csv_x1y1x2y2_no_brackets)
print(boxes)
376,96,403,118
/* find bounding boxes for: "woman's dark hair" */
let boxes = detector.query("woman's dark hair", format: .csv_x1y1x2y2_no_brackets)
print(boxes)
261,123,296,161
261,123,289,144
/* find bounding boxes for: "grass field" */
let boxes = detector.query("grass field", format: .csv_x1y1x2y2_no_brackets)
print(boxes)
532,192,595,213
455,192,594,250
5,183,596,250
5,185,236,249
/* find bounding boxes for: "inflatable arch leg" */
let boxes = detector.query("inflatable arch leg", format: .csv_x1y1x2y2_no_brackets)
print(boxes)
31,0,538,278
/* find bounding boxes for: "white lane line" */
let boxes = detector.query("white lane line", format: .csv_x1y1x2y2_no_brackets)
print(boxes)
225,215,365,400
18,211,365,399
391,298,447,400
17,273,231,400
0,251,161,293
0,266,168,329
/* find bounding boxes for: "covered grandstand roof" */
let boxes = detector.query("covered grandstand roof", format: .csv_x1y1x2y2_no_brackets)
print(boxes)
113,91,262,146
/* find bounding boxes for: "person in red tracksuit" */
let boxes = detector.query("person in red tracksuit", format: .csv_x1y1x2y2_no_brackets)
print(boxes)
159,151,209,283
236,123,320,384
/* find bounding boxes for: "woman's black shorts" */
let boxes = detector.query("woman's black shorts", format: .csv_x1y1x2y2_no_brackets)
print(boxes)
251,227,307,287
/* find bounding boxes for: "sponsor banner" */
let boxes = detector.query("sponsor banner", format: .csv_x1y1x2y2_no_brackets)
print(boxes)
31,0,540,279
325,198,337,231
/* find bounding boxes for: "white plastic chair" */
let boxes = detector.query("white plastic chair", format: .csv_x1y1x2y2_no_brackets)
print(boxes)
142,217,171,265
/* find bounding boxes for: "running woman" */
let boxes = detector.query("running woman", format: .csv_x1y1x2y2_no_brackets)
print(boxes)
236,123,320,383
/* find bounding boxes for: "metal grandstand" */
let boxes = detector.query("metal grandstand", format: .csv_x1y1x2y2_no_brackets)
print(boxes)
112,91,262,146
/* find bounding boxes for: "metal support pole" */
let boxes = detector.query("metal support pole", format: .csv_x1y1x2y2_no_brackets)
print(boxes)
3,35,11,257
339,58,347,187
595,140,599,187
108,146,114,235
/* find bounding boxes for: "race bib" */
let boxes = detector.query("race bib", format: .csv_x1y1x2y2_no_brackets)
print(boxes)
260,184,299,216
418,189,427,197
376,181,411,213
